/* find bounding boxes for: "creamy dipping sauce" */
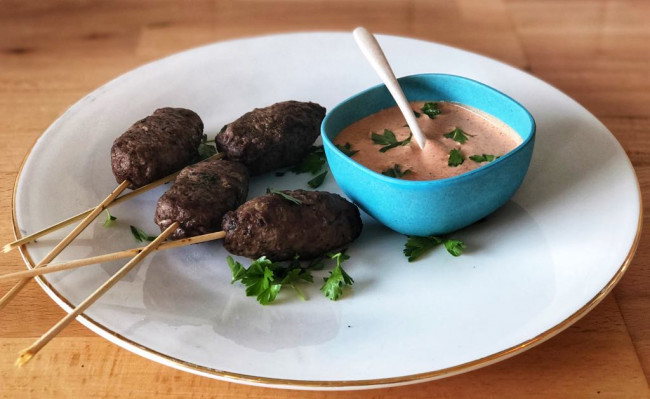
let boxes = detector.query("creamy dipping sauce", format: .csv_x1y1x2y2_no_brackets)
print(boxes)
333,101,523,181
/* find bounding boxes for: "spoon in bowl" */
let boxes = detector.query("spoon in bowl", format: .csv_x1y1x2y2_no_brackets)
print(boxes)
352,27,427,149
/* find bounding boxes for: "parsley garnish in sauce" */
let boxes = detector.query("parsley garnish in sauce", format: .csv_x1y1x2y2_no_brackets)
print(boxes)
371,129,412,152
420,102,441,119
470,154,497,163
443,127,474,144
381,164,412,178
335,142,359,157
448,148,465,167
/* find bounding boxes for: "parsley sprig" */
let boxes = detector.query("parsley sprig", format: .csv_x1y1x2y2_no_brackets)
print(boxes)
288,146,329,188
404,236,466,262
266,188,302,205
130,225,158,242
103,209,117,227
371,129,412,153
228,251,353,305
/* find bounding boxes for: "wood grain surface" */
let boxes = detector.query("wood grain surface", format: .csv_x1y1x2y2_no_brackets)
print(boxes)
1,0,649,397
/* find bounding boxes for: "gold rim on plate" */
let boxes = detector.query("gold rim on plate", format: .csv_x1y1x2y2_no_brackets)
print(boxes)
10,125,643,390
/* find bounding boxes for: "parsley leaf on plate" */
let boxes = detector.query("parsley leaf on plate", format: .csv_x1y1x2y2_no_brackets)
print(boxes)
290,145,326,175
404,236,466,262
197,134,217,160
321,251,354,301
103,209,117,227
130,225,158,242
307,171,328,188
371,129,412,153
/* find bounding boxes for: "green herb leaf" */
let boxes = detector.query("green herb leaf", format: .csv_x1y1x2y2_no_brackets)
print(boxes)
381,164,412,178
443,127,474,144
371,129,412,153
103,209,117,227
266,187,302,204
197,134,217,161
227,256,247,283
444,239,466,257
320,251,354,301
448,148,465,167
421,102,441,119
413,110,422,118
290,146,327,175
335,142,359,157
404,236,443,262
307,171,328,188
469,154,497,163
404,236,466,261
130,225,157,242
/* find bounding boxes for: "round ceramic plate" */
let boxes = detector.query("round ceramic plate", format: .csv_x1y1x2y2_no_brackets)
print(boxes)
13,33,641,390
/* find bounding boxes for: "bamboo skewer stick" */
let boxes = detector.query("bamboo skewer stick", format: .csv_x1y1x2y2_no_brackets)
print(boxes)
16,222,179,366
0,180,131,312
0,231,226,282
3,153,223,253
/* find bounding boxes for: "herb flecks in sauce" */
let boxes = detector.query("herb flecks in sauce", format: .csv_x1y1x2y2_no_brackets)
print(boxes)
421,102,441,119
335,142,359,157
470,154,497,163
443,127,474,144
448,148,465,167
371,129,412,153
382,164,412,178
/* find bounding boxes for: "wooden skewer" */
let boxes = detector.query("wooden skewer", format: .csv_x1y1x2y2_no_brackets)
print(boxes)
16,222,179,366
0,231,226,282
3,153,223,254
0,180,130,312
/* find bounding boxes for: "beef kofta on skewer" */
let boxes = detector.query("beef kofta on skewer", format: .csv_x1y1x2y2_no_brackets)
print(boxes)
154,159,249,240
216,101,326,175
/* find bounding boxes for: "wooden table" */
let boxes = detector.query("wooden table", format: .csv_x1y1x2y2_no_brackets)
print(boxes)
1,1,648,397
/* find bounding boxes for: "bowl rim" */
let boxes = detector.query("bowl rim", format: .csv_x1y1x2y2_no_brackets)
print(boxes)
321,73,536,186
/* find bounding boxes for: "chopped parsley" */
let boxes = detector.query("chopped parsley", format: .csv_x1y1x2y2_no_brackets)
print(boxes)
130,225,158,242
404,236,466,262
335,142,359,157
266,187,302,205
420,102,441,119
320,251,354,301
228,250,353,305
371,129,412,152
470,154,497,163
448,148,465,167
290,146,326,175
103,209,117,227
307,171,328,188
443,127,474,144
197,134,217,161
381,164,412,178
413,110,422,118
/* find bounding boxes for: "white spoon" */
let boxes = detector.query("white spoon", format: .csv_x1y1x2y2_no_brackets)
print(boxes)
353,27,427,149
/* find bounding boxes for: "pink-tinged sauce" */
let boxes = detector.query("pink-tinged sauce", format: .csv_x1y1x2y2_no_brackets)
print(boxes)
333,101,523,181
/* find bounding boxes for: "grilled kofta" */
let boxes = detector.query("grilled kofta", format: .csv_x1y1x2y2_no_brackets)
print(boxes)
154,159,249,240
221,190,362,261
216,101,326,175
111,107,204,189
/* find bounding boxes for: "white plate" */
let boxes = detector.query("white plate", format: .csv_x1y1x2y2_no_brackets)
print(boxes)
13,32,641,390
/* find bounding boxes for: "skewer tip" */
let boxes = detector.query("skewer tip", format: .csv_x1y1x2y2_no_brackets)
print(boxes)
15,350,34,367
2,243,15,253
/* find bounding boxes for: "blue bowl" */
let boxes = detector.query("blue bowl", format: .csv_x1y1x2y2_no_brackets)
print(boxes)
321,73,536,236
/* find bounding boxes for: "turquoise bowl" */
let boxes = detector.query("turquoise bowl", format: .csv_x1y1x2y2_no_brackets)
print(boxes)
321,73,536,236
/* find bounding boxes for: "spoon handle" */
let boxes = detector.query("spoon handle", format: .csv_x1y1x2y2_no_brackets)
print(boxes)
353,27,426,149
